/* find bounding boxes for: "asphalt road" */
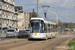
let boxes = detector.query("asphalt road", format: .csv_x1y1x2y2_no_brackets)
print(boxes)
0,32,74,50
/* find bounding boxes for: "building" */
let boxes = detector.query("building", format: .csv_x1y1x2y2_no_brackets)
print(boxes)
15,6,23,13
15,6,30,30
26,9,37,29
17,12,25,30
17,12,30,30
0,0,18,30
29,9,37,21
24,12,30,29
24,9,37,29
15,6,37,30
15,6,24,30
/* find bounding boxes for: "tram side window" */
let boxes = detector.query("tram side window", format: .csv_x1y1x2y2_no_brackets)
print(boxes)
41,23,46,33
53,25,54,31
41,24,44,33
53,25,56,32
48,28,50,32
48,24,50,32
54,25,56,31
44,24,47,33
48,24,50,27
51,24,53,32
50,24,52,32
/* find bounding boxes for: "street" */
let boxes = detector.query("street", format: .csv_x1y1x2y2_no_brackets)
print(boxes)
0,32,74,50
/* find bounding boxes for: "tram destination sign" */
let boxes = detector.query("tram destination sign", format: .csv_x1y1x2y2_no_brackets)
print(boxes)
31,20,41,23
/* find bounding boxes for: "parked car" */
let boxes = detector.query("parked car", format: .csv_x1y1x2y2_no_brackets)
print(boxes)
17,30,29,38
25,29,30,33
6,29,18,37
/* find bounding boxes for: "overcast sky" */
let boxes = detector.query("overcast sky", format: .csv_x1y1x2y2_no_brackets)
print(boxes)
15,0,75,23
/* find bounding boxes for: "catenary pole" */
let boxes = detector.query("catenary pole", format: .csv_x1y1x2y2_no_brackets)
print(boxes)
37,0,39,17
1,5,3,36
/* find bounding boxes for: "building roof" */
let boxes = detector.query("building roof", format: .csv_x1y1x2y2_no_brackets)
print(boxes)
14,6,23,13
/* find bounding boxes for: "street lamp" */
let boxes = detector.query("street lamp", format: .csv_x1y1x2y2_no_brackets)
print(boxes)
37,0,39,17
48,11,58,35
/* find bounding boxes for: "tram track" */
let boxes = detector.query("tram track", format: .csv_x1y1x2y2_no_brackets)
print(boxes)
53,38,70,50
41,37,70,50
8,37,70,50
0,40,42,50
54,38,73,50
0,35,73,50
42,38,73,50
0,38,55,50
7,38,61,50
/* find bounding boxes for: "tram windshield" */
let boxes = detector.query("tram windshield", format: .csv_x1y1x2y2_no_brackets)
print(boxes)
30,20,44,33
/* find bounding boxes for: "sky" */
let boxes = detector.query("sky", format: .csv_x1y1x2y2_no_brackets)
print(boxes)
15,0,75,23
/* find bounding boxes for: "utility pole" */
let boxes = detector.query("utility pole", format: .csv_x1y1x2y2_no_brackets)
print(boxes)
37,0,39,17
41,6,50,18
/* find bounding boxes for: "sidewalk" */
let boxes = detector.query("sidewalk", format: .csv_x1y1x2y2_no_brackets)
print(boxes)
0,38,28,46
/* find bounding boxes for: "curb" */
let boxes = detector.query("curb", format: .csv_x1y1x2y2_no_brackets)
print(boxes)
0,39,28,46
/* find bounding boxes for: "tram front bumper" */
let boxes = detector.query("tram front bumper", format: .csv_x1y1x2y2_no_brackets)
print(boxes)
28,36,46,39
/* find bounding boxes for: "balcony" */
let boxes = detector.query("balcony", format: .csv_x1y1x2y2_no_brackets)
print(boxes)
2,6,14,13
4,0,15,5
2,24,8,27
0,2,15,13
2,6,6,10
2,15,5,18
0,14,18,21
0,15,9,20
13,17,16,20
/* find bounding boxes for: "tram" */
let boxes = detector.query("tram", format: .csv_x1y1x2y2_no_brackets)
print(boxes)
28,17,57,40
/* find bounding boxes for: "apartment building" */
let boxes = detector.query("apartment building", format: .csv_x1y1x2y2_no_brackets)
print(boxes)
18,12,25,30
15,6,30,30
15,6,38,30
15,6,24,30
0,0,18,30
24,12,30,30
17,12,30,30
